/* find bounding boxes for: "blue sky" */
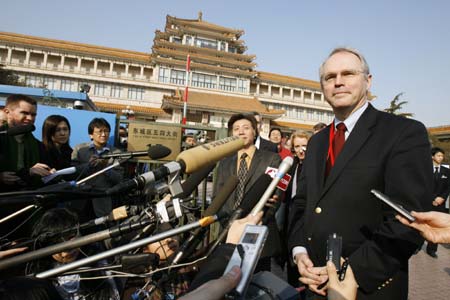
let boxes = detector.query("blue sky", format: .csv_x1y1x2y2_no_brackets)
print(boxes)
2,0,449,127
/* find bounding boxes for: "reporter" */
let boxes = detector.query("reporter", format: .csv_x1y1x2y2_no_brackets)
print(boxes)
396,211,450,244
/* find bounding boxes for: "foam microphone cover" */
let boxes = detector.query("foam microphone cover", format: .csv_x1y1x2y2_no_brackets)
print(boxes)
148,144,171,160
204,175,239,216
176,136,245,174
177,163,216,199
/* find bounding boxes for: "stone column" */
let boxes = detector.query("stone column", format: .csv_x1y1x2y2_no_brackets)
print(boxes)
43,52,48,68
25,50,30,65
6,47,12,63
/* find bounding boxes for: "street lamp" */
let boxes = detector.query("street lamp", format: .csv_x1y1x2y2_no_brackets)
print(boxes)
121,105,135,120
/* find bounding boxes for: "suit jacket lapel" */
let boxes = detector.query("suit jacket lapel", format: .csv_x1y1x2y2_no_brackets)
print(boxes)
312,127,329,201
245,149,263,189
321,104,378,198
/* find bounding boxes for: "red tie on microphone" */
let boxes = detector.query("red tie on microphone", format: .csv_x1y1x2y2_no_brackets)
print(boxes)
326,122,347,176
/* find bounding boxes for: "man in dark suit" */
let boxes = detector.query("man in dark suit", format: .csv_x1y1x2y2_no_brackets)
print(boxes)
252,111,278,153
426,147,450,257
214,113,282,270
288,48,432,300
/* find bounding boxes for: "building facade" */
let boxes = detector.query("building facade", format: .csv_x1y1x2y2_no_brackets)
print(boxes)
0,14,334,136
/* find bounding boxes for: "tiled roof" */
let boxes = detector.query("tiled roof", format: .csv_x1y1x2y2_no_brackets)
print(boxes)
271,120,316,131
152,46,256,69
153,39,256,61
0,31,151,63
166,15,243,36
94,101,169,116
257,71,321,90
162,91,284,118
428,125,450,135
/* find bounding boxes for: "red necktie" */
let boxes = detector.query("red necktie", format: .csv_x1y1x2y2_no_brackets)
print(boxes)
333,123,347,160
325,123,347,176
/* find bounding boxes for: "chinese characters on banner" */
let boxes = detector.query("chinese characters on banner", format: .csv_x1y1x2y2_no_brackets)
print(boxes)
127,123,182,161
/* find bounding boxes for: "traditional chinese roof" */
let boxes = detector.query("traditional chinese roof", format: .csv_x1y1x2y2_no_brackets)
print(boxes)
271,120,316,131
166,15,244,37
0,31,151,63
428,125,450,135
162,90,284,118
152,46,255,70
152,56,257,78
153,39,255,61
94,101,169,117
256,71,321,90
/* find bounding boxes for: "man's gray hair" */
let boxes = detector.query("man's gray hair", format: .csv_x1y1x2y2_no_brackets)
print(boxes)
319,47,370,80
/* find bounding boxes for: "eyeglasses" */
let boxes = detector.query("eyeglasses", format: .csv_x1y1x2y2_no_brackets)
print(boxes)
93,129,110,136
322,69,365,84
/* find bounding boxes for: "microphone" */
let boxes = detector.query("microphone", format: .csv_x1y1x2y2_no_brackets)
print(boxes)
106,136,244,195
261,168,292,225
175,163,216,199
0,124,36,136
79,205,141,229
99,144,171,160
176,136,245,173
206,174,272,256
250,156,294,215
36,213,226,278
169,175,239,266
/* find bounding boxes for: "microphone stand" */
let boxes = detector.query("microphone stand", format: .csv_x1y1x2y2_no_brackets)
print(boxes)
76,160,121,185
35,214,222,279
0,161,122,224
0,204,38,224
0,216,156,271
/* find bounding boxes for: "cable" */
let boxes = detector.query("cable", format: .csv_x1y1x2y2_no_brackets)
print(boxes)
76,255,207,281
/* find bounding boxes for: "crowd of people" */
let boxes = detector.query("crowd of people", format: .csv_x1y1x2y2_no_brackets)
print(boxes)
0,46,449,300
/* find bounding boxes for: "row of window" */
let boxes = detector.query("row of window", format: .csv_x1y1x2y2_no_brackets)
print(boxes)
158,68,247,93
172,35,237,53
24,75,144,100
271,103,333,122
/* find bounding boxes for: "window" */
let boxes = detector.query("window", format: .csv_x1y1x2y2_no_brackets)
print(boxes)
128,87,144,100
42,77,56,89
158,67,169,83
219,41,226,51
25,75,41,87
228,46,237,53
196,38,217,50
110,85,121,98
192,72,216,89
94,83,106,96
219,77,236,92
61,79,74,91
185,36,193,46
170,69,186,85
237,79,247,93
172,36,182,44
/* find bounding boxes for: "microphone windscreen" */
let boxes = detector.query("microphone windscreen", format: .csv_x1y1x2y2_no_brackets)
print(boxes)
148,144,171,160
204,175,239,216
177,163,216,199
240,174,272,215
176,136,244,173
7,124,36,136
